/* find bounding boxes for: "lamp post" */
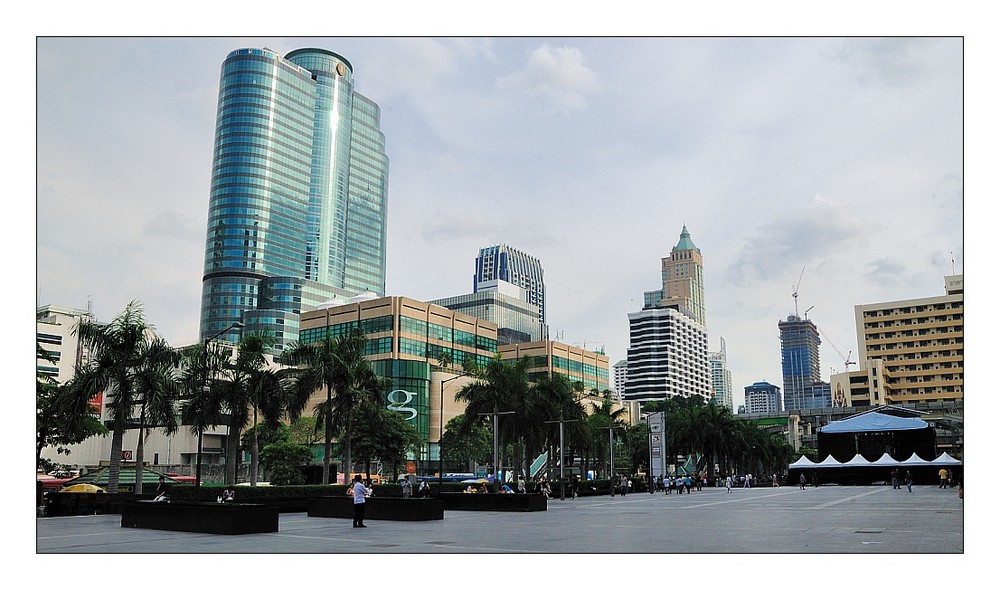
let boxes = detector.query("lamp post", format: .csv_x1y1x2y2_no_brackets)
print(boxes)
438,374,465,490
480,407,514,493
546,411,579,500
196,321,244,487
604,425,623,496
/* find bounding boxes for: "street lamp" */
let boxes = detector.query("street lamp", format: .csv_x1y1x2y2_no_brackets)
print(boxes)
196,321,244,487
438,373,465,490
480,407,515,493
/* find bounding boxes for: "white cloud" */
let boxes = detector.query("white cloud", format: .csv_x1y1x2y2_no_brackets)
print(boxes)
497,43,600,114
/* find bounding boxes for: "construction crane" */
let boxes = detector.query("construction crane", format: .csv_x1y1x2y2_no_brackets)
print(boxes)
792,265,805,317
817,324,857,375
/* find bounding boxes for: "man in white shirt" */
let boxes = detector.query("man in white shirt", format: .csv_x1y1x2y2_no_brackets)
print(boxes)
352,474,372,528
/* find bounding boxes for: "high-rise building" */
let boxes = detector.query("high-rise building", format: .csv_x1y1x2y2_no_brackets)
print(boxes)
199,47,389,350
474,245,546,327
625,226,711,403
612,360,628,396
431,279,544,345
36,304,97,384
854,274,964,405
643,225,706,326
779,314,824,410
709,337,733,411
744,381,782,414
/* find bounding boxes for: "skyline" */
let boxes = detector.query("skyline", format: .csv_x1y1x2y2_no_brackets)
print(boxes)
35,36,965,410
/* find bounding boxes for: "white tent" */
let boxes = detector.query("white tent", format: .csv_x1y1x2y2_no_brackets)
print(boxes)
843,454,872,466
930,452,962,465
899,452,931,466
788,455,816,469
814,455,844,468
871,452,900,466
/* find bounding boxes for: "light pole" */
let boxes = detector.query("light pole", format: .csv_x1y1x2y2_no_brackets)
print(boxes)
196,321,244,487
604,425,623,496
438,374,465,490
546,412,579,500
480,407,514,493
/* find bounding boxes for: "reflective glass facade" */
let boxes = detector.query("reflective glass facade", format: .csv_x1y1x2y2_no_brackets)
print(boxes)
200,48,389,349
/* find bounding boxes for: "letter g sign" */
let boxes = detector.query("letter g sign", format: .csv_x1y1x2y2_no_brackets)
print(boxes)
386,389,418,421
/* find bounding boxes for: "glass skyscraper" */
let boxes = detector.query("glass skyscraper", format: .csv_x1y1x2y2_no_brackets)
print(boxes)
199,48,389,349
474,244,546,326
778,314,824,410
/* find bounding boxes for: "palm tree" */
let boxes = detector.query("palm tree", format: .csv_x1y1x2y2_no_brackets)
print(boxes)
281,327,383,484
130,338,182,493
179,341,229,486
72,301,176,493
216,332,274,485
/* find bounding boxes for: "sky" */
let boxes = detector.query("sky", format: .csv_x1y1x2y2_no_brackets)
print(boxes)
19,1,993,578
34,35,966,412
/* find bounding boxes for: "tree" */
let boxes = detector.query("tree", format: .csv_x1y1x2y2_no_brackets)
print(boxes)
72,301,179,493
351,407,421,481
36,380,107,469
440,415,492,468
281,328,385,484
259,442,313,485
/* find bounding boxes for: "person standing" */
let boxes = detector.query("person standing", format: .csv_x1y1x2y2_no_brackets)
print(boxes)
905,470,913,493
938,467,948,489
891,468,899,489
352,474,371,528
401,477,412,499
799,473,807,490
726,474,733,493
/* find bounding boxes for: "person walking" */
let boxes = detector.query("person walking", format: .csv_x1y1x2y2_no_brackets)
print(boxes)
799,473,807,490
744,473,751,489
905,470,913,493
726,474,733,493
401,477,412,499
351,474,372,528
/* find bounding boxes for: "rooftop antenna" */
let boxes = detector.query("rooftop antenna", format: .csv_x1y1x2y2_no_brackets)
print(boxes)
951,251,955,275
792,266,805,317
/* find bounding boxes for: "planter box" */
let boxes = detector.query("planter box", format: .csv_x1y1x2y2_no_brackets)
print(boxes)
438,492,547,512
120,501,279,534
308,496,444,521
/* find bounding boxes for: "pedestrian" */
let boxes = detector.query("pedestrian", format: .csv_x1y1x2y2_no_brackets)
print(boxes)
155,475,168,497
744,473,751,489
905,470,912,493
726,474,733,493
684,474,692,494
938,467,948,489
771,474,779,488
620,475,628,496
418,480,430,497
221,486,235,502
891,467,899,489
351,474,371,528
401,477,412,499
799,473,807,490
958,477,963,500
947,469,954,488
667,476,674,495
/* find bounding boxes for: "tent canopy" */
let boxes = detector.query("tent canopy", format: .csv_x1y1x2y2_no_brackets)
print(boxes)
929,452,962,465
819,412,929,434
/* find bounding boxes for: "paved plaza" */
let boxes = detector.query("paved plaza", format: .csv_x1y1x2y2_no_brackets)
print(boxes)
36,484,965,555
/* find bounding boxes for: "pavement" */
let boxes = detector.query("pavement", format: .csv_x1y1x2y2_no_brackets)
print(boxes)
36,484,965,556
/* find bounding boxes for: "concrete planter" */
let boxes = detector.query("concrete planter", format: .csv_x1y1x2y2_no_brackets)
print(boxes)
120,501,279,534
308,496,444,521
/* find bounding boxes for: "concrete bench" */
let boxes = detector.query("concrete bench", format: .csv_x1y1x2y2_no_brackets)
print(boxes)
120,501,279,534
308,496,444,521
438,492,548,512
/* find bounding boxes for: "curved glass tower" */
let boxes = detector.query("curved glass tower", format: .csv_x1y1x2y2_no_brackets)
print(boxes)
199,48,389,349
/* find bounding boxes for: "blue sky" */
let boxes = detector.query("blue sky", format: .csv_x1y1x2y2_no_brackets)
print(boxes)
34,35,966,411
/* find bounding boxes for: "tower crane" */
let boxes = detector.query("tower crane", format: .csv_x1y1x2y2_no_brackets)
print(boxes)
817,323,857,374
792,265,805,317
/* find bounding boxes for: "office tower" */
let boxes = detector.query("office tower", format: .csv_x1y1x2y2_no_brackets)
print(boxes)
854,274,964,405
36,304,98,385
474,245,546,327
709,337,733,411
625,226,711,403
643,225,706,326
612,360,628,396
499,340,610,393
199,48,389,350
431,279,543,345
744,381,782,414
779,314,824,410
299,296,497,472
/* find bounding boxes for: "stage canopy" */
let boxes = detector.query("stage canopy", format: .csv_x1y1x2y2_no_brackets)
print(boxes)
819,412,929,434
